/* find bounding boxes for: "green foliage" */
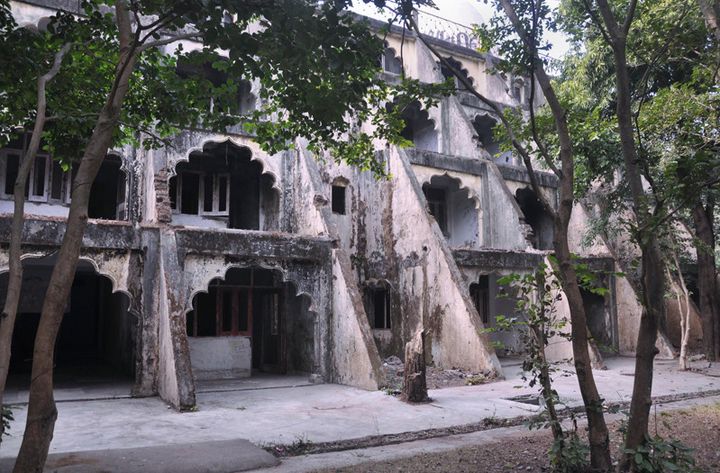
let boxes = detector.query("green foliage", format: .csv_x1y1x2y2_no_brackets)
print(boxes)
624,435,701,473
0,0,449,177
1,405,12,444
548,430,590,473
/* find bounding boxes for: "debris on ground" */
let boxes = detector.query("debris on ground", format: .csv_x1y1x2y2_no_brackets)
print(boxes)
381,356,495,391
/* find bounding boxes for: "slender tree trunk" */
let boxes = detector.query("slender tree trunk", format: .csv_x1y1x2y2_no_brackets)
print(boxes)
554,229,612,470
12,6,137,470
592,1,667,467
668,256,692,370
698,0,720,41
408,5,612,468
692,201,720,361
0,43,71,440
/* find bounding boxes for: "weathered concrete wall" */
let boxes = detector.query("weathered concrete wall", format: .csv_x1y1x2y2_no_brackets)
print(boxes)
293,143,384,390
390,147,501,373
567,202,611,256
188,337,251,379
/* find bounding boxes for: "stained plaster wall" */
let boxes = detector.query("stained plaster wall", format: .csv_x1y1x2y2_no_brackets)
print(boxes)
290,142,384,390
0,218,156,396
390,147,501,373
320,145,502,374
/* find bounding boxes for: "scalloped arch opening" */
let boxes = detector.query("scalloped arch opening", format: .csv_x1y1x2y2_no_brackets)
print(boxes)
389,100,438,152
422,173,481,248
186,265,318,376
169,140,280,231
1,252,137,383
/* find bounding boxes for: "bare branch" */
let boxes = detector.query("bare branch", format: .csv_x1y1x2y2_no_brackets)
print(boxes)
623,0,639,36
581,0,614,46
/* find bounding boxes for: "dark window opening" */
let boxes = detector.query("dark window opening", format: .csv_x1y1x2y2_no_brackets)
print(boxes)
50,161,64,200
364,286,391,329
332,185,346,215
470,275,490,324
439,56,473,92
423,186,448,235
173,144,271,230
473,115,501,157
88,156,126,220
31,156,47,198
581,286,614,354
180,173,200,215
3,153,19,195
381,47,403,74
515,187,554,250
388,100,437,151
176,54,255,116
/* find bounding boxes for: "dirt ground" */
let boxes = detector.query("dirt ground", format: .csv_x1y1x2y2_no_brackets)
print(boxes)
314,403,720,472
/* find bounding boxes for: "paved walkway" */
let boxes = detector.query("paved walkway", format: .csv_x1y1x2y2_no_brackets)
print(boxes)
1,358,718,465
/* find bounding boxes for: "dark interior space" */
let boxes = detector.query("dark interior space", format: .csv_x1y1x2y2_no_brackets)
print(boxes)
473,115,501,156
187,267,315,375
515,187,554,250
381,46,403,74
581,286,615,354
439,56,473,92
423,186,448,234
363,284,391,329
88,155,126,220
332,185,346,215
4,258,136,389
470,275,490,324
387,100,436,150
170,142,279,230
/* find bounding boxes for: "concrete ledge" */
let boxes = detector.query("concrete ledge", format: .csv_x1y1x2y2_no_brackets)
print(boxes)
0,439,279,473
0,216,141,250
453,248,545,270
495,163,558,188
174,228,332,263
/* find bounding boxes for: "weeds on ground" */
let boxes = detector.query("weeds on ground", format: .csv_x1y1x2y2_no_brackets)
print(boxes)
465,374,487,386
618,407,702,473
265,434,315,457
1,405,13,445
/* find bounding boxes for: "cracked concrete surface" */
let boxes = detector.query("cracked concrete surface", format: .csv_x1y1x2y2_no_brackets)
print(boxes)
1,357,718,463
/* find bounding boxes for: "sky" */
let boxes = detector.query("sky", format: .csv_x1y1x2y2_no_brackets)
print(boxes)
350,0,571,61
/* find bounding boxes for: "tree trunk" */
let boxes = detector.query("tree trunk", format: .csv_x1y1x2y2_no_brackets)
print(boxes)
592,2,667,466
12,6,136,470
554,230,612,470
409,4,612,468
698,0,720,41
0,43,71,440
692,202,720,361
401,330,429,403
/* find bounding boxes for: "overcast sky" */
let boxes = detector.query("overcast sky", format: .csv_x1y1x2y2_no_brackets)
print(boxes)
351,0,571,61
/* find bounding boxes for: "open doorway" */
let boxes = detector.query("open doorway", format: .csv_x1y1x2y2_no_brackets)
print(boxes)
3,255,136,401
186,267,315,381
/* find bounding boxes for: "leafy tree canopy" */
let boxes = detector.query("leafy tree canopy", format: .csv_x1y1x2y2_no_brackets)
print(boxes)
0,0,447,176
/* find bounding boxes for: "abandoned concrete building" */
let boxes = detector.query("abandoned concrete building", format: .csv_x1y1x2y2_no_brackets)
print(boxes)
1,1,700,410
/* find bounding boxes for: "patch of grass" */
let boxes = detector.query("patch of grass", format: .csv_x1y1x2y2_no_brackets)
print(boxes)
465,374,487,386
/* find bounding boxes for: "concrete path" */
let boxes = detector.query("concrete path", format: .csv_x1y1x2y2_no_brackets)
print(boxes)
0,439,279,473
258,395,720,473
1,357,718,465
